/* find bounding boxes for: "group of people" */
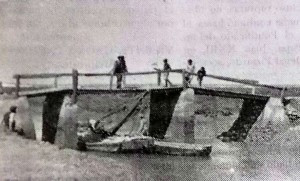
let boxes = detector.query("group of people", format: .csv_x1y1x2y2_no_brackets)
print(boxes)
162,58,206,88
111,55,206,89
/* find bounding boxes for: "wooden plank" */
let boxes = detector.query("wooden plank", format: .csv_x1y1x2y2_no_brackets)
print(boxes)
19,88,72,97
15,75,20,97
201,74,284,90
77,88,147,94
193,87,270,100
19,86,270,101
80,69,183,77
13,70,283,92
15,73,72,79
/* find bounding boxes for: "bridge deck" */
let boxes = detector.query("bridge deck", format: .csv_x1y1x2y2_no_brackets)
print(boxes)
19,86,270,100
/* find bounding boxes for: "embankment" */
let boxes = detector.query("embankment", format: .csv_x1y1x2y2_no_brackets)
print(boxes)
0,131,137,180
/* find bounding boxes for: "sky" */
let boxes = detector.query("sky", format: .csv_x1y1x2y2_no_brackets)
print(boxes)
1,0,300,85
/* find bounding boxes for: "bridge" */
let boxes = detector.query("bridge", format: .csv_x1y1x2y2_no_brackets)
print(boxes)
13,69,285,102
3,69,287,149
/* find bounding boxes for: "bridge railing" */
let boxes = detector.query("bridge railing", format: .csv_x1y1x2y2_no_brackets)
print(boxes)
13,69,184,98
13,69,286,101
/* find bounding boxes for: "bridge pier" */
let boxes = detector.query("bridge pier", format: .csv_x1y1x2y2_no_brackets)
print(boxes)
165,88,195,143
149,89,182,139
219,98,269,142
42,93,65,143
55,96,78,149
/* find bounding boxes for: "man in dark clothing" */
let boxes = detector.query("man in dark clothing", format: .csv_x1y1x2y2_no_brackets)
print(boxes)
197,67,206,87
163,59,172,87
119,56,128,87
112,56,128,89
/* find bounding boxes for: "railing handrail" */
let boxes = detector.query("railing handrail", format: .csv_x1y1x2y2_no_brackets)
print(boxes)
13,73,72,79
13,69,183,79
13,68,285,97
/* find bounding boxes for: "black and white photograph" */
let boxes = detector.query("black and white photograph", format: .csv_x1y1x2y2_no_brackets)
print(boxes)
1,0,300,180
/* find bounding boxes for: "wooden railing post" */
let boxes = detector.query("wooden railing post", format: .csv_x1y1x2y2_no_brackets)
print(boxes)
15,74,20,97
0,81,3,94
109,74,113,90
280,87,287,100
71,69,78,104
54,76,58,88
182,70,187,88
157,70,161,86
251,86,256,94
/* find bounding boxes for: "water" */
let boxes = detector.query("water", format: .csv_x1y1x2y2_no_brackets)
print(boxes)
27,96,300,180
88,112,300,181
90,139,300,181
88,113,300,180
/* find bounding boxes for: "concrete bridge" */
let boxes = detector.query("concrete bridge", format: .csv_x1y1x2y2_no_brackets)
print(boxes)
5,69,286,149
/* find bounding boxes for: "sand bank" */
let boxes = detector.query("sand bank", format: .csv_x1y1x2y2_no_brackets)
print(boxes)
0,130,136,180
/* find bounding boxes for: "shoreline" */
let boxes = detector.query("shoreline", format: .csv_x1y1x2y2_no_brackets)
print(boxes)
0,129,135,180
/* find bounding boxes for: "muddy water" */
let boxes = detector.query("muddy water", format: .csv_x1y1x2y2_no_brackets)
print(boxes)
90,115,300,181
91,139,300,181
28,96,300,180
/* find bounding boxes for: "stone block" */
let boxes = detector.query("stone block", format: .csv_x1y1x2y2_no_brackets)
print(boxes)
166,88,195,143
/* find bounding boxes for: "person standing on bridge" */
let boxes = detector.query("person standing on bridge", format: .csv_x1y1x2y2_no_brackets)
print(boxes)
184,59,195,87
112,55,128,89
120,56,128,87
163,59,172,87
197,67,206,87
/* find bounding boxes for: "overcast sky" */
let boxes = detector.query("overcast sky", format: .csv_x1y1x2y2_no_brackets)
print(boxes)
1,0,300,85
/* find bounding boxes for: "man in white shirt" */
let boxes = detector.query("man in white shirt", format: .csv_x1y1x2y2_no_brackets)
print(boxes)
184,59,195,87
1,106,17,132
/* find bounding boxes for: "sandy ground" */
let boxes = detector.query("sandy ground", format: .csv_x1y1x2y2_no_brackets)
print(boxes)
0,129,136,180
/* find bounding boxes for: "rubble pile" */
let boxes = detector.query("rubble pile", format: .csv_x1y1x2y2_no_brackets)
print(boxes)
245,98,289,144
284,97,300,126
246,121,279,143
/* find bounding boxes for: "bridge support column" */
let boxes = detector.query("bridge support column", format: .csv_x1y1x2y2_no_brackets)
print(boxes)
219,98,269,142
42,93,65,143
149,89,182,139
165,88,195,143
